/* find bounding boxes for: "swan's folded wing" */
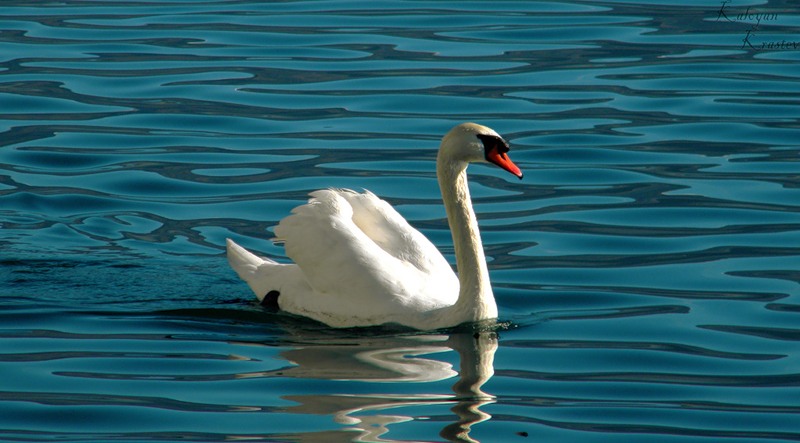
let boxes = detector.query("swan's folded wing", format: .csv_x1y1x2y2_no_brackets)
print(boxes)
274,189,445,306
337,189,455,276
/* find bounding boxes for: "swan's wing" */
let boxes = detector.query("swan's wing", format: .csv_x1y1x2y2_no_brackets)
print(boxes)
336,189,454,275
273,189,455,307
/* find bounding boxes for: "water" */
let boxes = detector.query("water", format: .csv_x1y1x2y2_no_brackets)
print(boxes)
1,0,799,441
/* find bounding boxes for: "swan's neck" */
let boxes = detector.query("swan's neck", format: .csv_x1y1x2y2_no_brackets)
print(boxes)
437,156,498,322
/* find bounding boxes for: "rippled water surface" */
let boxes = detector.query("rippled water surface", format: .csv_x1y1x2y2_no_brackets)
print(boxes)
2,1,800,441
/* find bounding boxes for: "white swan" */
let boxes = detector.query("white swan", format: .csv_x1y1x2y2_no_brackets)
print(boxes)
226,122,523,329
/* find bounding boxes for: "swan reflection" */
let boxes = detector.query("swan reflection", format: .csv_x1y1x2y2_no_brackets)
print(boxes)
236,329,498,442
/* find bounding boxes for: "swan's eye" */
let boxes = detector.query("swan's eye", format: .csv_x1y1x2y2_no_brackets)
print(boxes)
476,134,510,155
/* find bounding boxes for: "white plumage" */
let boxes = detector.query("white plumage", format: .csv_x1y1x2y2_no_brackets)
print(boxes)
227,122,523,329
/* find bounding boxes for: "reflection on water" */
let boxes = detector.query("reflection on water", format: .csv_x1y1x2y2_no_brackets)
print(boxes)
0,304,502,442
240,331,498,442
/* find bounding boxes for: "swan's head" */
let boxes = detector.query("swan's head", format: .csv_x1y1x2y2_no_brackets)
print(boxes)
440,122,523,179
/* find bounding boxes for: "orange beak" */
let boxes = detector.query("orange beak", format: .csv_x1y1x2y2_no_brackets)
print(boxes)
486,147,523,179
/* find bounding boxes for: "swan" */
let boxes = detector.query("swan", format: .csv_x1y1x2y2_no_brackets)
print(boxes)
226,122,523,330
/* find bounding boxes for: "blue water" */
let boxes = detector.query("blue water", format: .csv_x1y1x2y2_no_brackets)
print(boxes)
2,1,800,441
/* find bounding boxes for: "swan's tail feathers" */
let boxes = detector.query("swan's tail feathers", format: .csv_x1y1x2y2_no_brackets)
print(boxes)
226,238,279,301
